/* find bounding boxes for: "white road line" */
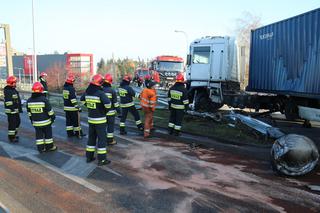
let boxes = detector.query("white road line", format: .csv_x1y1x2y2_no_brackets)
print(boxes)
27,155,104,193
101,167,123,177
0,141,103,193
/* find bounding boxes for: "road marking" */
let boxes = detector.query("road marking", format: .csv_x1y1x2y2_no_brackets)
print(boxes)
0,141,103,193
61,155,96,178
101,167,123,177
27,155,104,193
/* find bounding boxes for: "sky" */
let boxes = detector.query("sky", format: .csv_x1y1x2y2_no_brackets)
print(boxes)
0,0,319,64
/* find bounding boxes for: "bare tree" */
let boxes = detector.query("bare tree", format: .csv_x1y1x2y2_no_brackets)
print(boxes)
235,12,262,88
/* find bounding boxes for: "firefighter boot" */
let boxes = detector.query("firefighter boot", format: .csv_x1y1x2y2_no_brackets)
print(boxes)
67,132,75,137
98,159,111,166
138,123,144,132
8,136,19,143
173,130,181,137
46,145,58,152
86,157,96,163
107,138,117,145
168,127,174,135
120,127,127,135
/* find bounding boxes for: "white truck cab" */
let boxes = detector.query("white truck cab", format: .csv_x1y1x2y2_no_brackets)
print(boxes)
186,36,240,111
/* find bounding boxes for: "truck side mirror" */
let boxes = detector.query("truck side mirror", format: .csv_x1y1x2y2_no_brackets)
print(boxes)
186,54,191,66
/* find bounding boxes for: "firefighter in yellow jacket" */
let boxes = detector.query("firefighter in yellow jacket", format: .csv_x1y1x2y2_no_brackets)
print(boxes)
26,82,57,153
140,77,157,138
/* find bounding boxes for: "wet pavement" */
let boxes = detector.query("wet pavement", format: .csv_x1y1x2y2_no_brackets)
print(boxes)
0,103,319,212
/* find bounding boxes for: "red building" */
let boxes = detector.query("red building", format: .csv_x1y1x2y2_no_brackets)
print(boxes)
13,53,94,82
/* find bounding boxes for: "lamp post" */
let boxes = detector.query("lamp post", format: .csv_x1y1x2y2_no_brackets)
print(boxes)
31,0,38,83
174,30,189,55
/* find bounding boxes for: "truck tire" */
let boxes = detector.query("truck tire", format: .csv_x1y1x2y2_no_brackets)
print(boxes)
284,100,299,121
195,91,223,112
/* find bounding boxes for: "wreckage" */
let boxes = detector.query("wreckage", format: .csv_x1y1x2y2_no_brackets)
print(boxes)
226,112,319,176
271,134,319,176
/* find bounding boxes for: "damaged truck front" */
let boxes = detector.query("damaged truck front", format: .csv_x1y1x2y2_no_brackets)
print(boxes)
186,8,320,122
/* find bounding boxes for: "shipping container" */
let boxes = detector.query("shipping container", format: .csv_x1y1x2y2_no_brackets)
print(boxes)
248,8,320,99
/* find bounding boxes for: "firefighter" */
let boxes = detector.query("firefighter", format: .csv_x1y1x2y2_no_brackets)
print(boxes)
80,74,111,166
118,74,143,135
168,73,189,136
26,82,57,153
140,80,157,138
4,76,22,143
144,74,151,87
102,73,120,145
63,73,86,138
39,72,49,96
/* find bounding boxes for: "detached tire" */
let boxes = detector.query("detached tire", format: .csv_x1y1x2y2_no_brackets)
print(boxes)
284,100,299,121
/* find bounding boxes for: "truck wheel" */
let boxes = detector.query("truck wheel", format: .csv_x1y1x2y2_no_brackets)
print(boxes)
284,100,299,121
195,91,223,112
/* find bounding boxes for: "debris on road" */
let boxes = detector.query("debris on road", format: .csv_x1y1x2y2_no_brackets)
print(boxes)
307,185,320,192
225,111,285,139
271,134,319,176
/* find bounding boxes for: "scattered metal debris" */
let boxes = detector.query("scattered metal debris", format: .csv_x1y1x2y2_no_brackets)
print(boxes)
225,111,285,139
271,134,319,176
307,185,320,192
186,110,223,122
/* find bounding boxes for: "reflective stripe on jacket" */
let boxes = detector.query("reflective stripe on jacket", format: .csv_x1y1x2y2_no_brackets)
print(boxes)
4,86,22,114
63,83,79,111
168,83,189,110
140,88,157,111
26,94,55,127
80,84,111,124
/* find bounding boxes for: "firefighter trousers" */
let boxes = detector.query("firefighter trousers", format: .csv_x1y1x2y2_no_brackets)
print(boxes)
86,123,107,161
119,106,143,132
143,108,154,137
7,113,20,141
168,109,184,133
65,111,81,136
35,125,54,152
107,115,115,143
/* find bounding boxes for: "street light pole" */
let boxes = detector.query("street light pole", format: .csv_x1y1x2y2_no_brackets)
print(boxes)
31,0,37,83
174,30,189,55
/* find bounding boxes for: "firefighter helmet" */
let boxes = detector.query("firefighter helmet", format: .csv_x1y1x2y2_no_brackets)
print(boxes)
6,76,18,87
123,74,132,82
40,72,47,77
66,73,75,84
176,73,185,82
32,82,44,93
91,74,104,86
144,74,151,80
104,73,113,84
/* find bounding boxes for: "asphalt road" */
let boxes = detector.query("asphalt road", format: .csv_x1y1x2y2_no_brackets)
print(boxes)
0,103,320,212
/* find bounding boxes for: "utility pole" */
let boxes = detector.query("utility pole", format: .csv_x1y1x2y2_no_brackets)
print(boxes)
0,24,13,77
31,0,38,83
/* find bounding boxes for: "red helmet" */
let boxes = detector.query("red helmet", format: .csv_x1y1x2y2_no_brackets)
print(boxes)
32,82,44,93
176,73,185,83
91,74,104,86
104,73,113,84
6,76,17,87
40,72,47,77
123,74,132,82
144,74,151,80
66,73,75,84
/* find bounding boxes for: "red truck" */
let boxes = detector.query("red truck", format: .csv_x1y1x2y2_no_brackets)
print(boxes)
149,55,184,89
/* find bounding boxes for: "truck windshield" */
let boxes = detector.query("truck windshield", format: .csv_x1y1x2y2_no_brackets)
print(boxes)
158,62,183,71
193,46,210,64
